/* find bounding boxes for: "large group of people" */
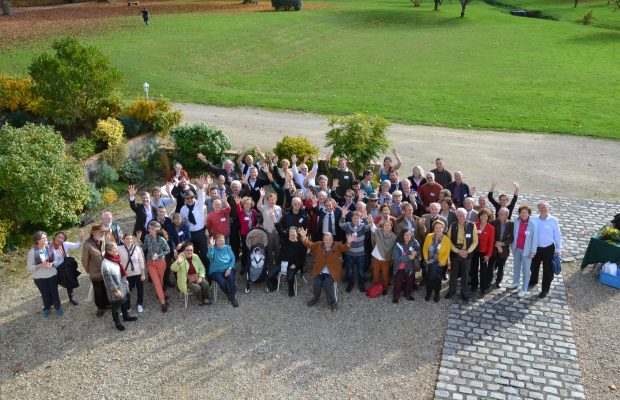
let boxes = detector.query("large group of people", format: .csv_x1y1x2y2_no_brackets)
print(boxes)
27,147,564,331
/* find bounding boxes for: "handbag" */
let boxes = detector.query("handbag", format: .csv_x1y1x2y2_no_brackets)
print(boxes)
366,282,383,298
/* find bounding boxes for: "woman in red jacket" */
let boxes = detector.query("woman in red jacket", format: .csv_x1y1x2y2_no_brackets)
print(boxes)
235,195,259,275
470,208,495,296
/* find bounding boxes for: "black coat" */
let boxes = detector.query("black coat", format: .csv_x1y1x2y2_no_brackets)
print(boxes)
130,199,158,235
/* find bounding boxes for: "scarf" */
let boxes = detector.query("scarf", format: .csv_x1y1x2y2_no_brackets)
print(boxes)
186,202,197,225
105,253,127,277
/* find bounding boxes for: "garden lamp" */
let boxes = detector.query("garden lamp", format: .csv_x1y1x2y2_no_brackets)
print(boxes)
143,82,150,99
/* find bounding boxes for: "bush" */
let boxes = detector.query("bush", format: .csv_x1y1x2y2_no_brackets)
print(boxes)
101,187,118,205
100,140,129,169
119,159,145,183
577,9,596,24
92,117,124,148
410,0,422,6
71,137,97,160
90,160,119,189
28,37,123,129
85,182,103,210
118,115,143,138
124,97,183,136
0,124,89,229
272,0,302,10
273,136,319,168
0,73,39,113
325,113,391,176
170,122,232,173
0,219,14,254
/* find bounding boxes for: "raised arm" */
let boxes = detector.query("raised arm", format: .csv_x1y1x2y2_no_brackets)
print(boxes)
391,148,402,171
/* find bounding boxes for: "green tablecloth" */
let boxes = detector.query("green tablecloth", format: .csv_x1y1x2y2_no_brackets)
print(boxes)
581,236,620,268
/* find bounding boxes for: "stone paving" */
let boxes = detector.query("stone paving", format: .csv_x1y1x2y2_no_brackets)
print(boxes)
434,194,620,399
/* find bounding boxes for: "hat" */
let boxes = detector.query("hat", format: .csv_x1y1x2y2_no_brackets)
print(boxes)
183,191,196,199
368,192,379,200
90,224,104,234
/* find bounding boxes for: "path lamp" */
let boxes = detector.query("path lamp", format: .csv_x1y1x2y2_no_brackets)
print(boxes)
143,82,150,99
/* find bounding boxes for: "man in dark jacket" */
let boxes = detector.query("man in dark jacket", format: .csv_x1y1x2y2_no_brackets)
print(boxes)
312,198,344,242
128,185,158,236
489,207,515,289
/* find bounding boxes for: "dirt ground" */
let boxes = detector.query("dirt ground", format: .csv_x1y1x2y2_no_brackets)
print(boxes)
177,103,620,201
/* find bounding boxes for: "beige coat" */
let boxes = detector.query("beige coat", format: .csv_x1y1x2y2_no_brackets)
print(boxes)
81,238,104,282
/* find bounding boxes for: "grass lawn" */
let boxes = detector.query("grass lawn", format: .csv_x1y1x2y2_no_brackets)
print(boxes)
1,0,619,138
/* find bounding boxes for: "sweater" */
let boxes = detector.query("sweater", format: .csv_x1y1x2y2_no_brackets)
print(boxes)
101,259,130,302
27,245,57,280
207,245,236,275
81,238,105,282
391,239,422,275
422,233,451,267
339,220,370,257
370,225,397,260
118,244,145,277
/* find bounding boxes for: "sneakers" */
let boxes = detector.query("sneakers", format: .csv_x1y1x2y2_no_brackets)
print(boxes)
508,283,520,290
42,310,51,318
56,308,65,317
517,290,527,298
137,305,144,313
69,296,79,306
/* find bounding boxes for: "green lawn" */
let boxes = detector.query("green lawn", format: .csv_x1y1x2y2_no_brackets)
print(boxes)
1,0,619,138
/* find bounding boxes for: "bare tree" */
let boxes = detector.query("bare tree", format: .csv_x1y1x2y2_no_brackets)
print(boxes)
2,0,10,16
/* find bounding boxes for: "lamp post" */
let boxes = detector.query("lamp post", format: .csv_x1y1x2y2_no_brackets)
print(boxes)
143,82,150,99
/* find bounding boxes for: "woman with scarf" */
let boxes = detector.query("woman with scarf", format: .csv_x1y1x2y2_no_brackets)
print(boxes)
102,242,138,331
118,233,146,313
422,220,451,302
391,229,422,303
235,195,259,275
142,220,171,312
27,231,64,318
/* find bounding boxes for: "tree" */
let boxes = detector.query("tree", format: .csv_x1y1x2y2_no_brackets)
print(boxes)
0,123,90,229
28,37,123,130
169,122,232,174
324,113,391,176
2,0,9,16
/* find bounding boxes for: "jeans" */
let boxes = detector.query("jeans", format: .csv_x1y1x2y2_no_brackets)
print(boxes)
126,275,144,309
312,273,336,305
530,244,555,293
512,248,532,292
210,269,237,299
34,275,61,311
346,255,366,289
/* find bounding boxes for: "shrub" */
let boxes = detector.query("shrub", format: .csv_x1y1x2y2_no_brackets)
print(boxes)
170,122,232,173
0,219,14,254
92,117,124,148
119,159,145,183
577,9,596,24
0,73,38,113
71,137,97,160
0,124,89,229
91,160,119,189
325,113,391,176
124,97,183,136
101,188,118,205
273,136,319,168
118,115,143,138
85,182,103,210
100,140,129,169
272,0,302,10
410,0,422,6
28,37,123,129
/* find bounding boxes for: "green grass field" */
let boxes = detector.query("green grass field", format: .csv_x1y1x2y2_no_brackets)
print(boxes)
1,0,619,138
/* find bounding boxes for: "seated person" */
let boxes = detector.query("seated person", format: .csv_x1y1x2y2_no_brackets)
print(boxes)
207,234,238,307
171,243,213,306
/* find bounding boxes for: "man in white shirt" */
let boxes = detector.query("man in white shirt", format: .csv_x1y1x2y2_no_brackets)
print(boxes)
529,201,563,299
291,154,318,190
180,176,208,267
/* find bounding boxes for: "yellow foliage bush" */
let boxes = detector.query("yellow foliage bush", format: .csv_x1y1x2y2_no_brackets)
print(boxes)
92,117,124,148
100,141,129,169
0,219,14,254
101,188,118,205
124,97,183,136
0,73,38,114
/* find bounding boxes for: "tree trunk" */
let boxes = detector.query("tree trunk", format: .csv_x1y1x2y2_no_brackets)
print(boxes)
2,0,10,16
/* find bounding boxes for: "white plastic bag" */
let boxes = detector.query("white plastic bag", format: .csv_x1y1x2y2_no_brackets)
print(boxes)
602,262,618,275
86,282,94,303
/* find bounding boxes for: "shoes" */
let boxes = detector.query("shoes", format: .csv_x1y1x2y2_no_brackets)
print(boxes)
434,294,440,303
56,308,65,317
538,291,547,299
508,283,519,290
494,282,501,289
345,285,353,293
330,302,338,312
123,315,138,322
419,280,426,286
382,289,388,296
392,298,399,304
307,298,319,307
137,305,144,313
69,296,78,306
425,294,430,301
164,295,170,301
115,323,126,331
406,296,415,301
412,285,419,292
96,309,105,317
517,290,527,298
528,283,537,290
359,287,366,293
462,297,470,303
231,298,239,308
288,287,295,297
445,292,453,300
161,303,168,313
42,310,51,318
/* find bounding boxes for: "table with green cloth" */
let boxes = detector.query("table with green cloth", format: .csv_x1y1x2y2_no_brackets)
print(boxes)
581,236,620,268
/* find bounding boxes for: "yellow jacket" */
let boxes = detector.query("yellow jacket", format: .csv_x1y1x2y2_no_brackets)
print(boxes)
422,233,451,267
171,254,206,294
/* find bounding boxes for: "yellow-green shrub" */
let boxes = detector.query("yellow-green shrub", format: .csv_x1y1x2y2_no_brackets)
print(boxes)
124,97,182,136
100,140,129,169
101,188,118,205
0,219,14,254
0,73,38,113
92,117,124,148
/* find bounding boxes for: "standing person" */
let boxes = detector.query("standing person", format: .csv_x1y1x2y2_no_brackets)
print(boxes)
165,213,192,262
422,202,448,234
463,197,478,222
299,228,352,311
446,171,472,208
171,175,197,214
81,225,109,316
327,155,355,198
470,208,495,296
312,198,344,242
206,197,231,243
180,176,209,268
339,207,371,292
101,211,123,245
259,190,283,269
50,230,84,306
271,227,307,296
207,235,238,307
430,158,452,188
529,201,563,299
142,221,171,312
394,202,427,247
489,207,514,289
128,185,158,236
227,180,243,261
141,7,150,26
359,170,375,197
151,184,175,209
407,166,427,192
235,195,259,275
418,172,443,212
422,220,450,302
151,205,174,288
369,218,397,295
378,148,402,182
291,154,318,191
241,167,270,206
488,180,520,219
166,162,188,182
27,231,64,318
237,145,266,177
509,205,538,298
391,229,421,303
172,243,214,306
446,208,478,302
439,198,457,229
118,233,146,314
198,153,240,185
102,242,137,331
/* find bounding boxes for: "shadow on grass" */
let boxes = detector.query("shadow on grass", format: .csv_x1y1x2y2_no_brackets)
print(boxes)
568,30,620,43
321,7,474,29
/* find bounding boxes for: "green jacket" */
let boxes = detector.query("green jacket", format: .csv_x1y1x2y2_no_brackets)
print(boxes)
171,254,206,294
